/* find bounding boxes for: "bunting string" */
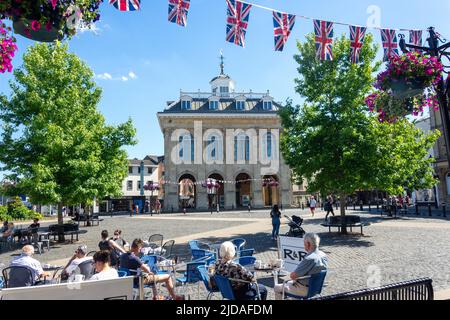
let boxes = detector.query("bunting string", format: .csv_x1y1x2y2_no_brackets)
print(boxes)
107,0,432,61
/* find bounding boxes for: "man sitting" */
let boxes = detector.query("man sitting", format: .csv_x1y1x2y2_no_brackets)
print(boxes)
61,245,93,281
274,233,328,300
120,239,183,300
10,245,51,285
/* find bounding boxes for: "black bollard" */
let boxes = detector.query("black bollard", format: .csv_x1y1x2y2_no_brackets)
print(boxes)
353,204,356,211
443,204,447,218
428,204,432,217
416,204,419,216
377,203,379,211
369,203,371,212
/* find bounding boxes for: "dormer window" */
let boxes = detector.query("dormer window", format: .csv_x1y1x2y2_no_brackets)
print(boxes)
219,86,229,97
181,100,191,110
236,100,246,110
263,101,273,110
209,100,219,110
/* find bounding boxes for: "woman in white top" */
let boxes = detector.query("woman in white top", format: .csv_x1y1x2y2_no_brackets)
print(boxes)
309,197,317,217
90,250,118,281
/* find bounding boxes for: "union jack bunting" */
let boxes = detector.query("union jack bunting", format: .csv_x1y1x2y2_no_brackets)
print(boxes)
314,20,334,61
409,30,423,52
168,0,191,27
381,29,399,61
109,0,141,11
349,26,367,64
226,0,252,47
272,11,296,52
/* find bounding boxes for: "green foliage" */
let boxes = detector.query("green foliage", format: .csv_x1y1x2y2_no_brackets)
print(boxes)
0,42,137,217
280,34,439,207
0,197,43,221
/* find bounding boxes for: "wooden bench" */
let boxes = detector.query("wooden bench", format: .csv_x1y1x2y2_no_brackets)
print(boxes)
312,278,433,300
321,215,369,235
73,214,103,227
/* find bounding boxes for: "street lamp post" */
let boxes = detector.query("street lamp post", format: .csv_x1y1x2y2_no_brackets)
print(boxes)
399,27,450,166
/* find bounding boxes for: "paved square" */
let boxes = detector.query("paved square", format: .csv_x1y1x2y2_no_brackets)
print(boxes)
1,208,449,300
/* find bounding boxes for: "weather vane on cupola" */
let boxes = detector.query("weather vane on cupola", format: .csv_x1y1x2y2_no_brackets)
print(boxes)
220,49,225,75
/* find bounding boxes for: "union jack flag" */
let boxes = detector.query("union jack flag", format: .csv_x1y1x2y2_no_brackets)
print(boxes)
314,20,334,61
109,0,140,11
226,0,252,47
349,26,367,64
168,0,191,27
381,29,399,61
273,11,296,52
409,30,423,52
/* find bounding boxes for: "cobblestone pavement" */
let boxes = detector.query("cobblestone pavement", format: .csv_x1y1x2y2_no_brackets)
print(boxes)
1,208,449,300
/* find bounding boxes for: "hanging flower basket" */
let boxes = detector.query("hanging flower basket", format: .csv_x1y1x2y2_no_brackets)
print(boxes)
13,18,62,42
375,52,443,95
1,0,103,42
367,51,443,122
389,77,427,100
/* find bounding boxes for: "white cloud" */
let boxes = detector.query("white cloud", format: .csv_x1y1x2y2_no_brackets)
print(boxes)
95,72,137,82
77,22,102,35
96,73,112,80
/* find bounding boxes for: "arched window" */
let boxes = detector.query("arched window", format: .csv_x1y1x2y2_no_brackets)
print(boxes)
235,133,250,162
179,133,194,162
206,135,222,161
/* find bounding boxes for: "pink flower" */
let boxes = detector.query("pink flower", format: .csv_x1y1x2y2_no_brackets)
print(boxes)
31,20,41,31
50,0,58,10
45,21,52,32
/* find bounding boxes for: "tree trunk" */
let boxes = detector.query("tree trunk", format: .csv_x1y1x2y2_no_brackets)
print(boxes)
86,205,92,227
339,193,348,235
57,202,65,243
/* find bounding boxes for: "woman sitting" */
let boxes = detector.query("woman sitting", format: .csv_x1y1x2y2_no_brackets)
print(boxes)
214,241,267,300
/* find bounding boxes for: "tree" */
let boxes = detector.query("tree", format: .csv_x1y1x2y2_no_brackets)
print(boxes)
0,42,136,240
280,34,439,233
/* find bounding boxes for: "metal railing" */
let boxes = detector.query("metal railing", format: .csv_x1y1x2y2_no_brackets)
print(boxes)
312,278,434,300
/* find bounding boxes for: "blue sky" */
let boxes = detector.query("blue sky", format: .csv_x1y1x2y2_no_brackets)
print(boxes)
1,0,450,159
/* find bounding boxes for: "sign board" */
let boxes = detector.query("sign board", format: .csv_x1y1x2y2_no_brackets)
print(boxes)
278,236,307,273
0,277,134,300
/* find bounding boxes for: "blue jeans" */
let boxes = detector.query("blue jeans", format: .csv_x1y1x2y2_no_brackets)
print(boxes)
272,223,280,238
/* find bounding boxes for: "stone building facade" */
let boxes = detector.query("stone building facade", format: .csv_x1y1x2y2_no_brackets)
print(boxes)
157,68,292,211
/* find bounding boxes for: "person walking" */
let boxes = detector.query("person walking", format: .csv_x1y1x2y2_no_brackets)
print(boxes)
309,196,317,217
324,196,335,221
270,205,282,240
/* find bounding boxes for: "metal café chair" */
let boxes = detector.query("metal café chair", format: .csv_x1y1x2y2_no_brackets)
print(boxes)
148,234,164,249
213,275,261,300
234,256,257,267
74,260,95,280
161,240,175,259
231,238,246,252
2,266,35,288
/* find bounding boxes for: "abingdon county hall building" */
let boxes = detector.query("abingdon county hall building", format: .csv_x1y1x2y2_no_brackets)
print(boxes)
157,64,292,212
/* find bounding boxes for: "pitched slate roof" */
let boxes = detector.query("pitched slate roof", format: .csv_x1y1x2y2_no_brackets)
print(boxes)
161,98,281,114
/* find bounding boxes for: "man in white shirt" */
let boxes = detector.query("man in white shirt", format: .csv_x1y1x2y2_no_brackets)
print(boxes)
61,245,93,280
90,250,118,281
10,245,50,283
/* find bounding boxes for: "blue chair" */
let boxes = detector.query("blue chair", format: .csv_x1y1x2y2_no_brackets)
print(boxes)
231,238,246,252
282,271,327,300
191,249,216,265
197,265,219,300
213,275,236,300
141,255,170,275
234,256,256,267
0,277,4,289
189,240,201,250
176,261,206,298
239,249,255,257
214,274,261,300
118,270,128,278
